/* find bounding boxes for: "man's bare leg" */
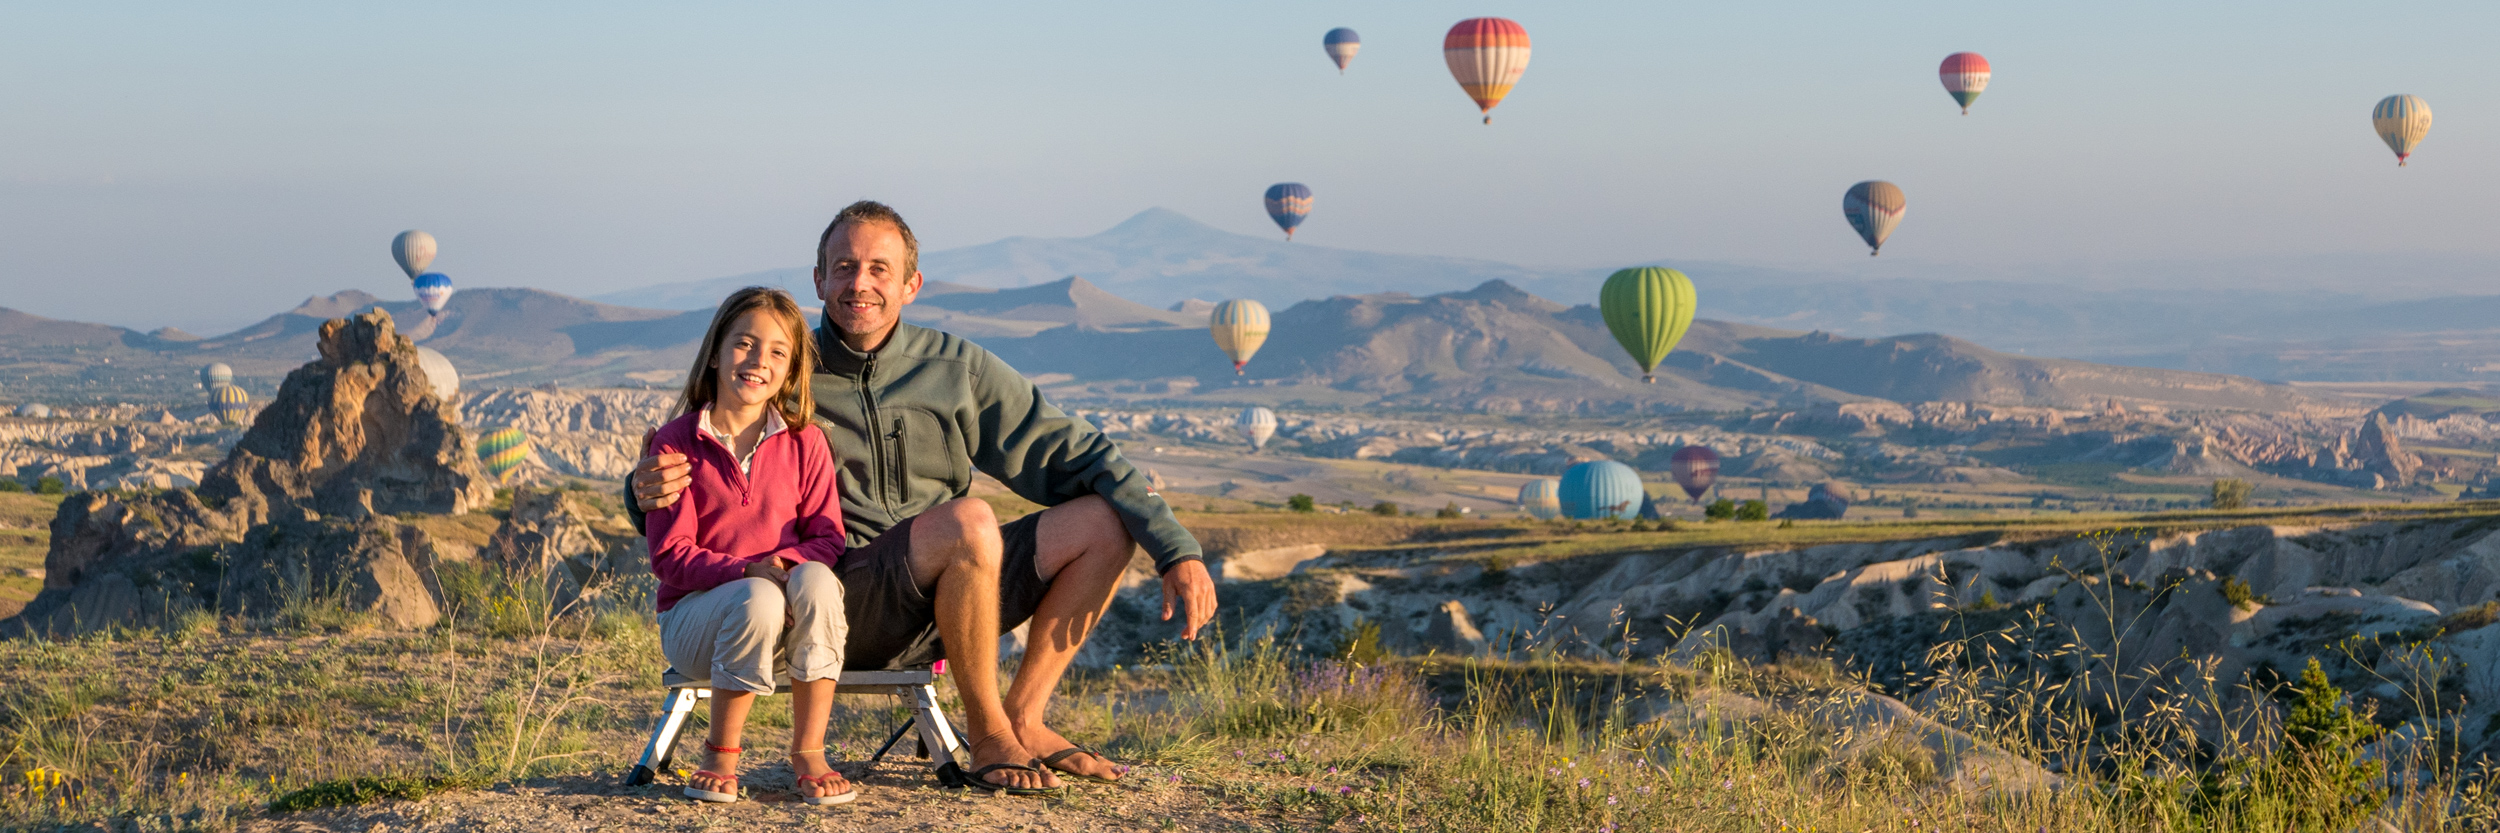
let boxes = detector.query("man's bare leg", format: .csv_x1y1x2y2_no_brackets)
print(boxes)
1006,496,1136,781
908,498,1058,790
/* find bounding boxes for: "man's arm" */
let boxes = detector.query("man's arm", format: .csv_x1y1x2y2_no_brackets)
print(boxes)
964,349,1203,573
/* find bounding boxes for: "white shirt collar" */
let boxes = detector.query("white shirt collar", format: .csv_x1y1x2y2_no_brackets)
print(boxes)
697,403,787,476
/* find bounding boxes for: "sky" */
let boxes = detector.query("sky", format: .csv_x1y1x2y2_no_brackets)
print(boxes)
0,1,2495,335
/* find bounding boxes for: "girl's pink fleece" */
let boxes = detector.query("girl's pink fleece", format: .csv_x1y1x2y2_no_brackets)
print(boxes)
643,409,846,613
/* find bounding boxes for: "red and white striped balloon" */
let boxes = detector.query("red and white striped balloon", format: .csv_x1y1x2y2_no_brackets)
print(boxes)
1938,52,1990,115
1444,18,1531,124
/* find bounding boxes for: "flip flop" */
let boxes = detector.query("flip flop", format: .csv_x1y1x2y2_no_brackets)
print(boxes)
684,743,742,803
937,761,1065,797
789,747,858,806
1036,746,1128,784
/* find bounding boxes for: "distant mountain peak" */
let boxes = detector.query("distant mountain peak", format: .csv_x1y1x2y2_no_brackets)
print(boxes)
1096,207,1230,241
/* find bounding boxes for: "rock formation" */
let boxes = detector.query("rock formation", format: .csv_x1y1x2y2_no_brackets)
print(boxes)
489,487,642,611
4,310,489,636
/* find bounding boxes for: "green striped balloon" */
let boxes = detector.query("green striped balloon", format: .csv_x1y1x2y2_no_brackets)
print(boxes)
477,426,531,482
1598,267,1697,383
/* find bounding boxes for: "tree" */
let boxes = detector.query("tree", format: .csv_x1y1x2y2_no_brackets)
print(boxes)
1435,502,1463,519
34,476,64,495
2211,478,2253,510
1704,498,1737,520
2194,658,2384,830
1736,499,1769,521
1287,494,1316,513
0,478,21,493
1370,501,1400,517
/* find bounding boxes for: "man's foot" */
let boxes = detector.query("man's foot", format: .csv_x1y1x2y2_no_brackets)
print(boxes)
789,748,857,805
965,733,1061,791
1016,722,1126,782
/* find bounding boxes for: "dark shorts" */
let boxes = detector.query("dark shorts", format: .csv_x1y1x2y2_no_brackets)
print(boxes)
837,510,1052,670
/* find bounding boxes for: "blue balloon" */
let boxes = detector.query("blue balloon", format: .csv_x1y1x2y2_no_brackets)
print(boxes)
1560,460,1645,520
413,271,456,315
1263,182,1312,239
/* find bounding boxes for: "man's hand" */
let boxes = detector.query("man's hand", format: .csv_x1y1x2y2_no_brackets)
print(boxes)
631,445,692,512
1159,559,1218,640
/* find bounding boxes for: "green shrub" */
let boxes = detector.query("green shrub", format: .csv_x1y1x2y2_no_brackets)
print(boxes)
2194,658,2385,830
2219,576,2270,610
1435,502,1462,519
1287,494,1316,513
34,476,64,495
1736,499,1769,521
2211,478,2253,510
1902,506,1920,519
269,775,482,812
1370,501,1400,517
0,478,20,493
1704,498,1737,520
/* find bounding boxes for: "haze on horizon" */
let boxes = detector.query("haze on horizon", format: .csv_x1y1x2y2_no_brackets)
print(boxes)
0,0,2493,336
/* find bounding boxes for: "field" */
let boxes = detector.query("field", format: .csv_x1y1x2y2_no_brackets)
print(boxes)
12,498,2500,830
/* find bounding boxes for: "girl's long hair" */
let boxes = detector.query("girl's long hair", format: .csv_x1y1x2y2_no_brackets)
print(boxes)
676,287,816,428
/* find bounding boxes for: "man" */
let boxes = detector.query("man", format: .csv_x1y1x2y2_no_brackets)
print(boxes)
629,200,1217,794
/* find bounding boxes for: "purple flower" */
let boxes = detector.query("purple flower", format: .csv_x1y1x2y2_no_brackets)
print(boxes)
1600,825,1619,833
1327,767,1339,775
1577,778,1591,789
1606,795,1618,806
1636,786,1652,795
1339,786,1354,795
1306,786,1318,794
1548,768,1562,777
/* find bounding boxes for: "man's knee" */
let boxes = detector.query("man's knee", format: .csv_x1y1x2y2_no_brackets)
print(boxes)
1060,495,1133,550
920,498,1004,569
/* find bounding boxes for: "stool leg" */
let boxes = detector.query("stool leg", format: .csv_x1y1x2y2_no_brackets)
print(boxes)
626,688,703,786
909,684,968,770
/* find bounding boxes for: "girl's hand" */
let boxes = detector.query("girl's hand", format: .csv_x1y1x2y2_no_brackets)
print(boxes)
742,559,789,585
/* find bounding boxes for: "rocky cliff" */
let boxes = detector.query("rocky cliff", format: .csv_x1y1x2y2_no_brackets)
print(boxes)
4,310,496,636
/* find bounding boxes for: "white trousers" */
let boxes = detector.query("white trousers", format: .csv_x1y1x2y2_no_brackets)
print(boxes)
657,561,847,693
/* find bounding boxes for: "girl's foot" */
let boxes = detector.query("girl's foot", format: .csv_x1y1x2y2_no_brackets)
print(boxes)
789,748,857,806
684,743,741,802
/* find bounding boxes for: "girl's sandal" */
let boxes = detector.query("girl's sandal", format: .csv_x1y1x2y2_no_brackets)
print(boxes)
683,743,742,803
788,747,858,806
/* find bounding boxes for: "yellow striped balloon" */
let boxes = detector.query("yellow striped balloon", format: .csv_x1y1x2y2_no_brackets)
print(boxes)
477,426,531,482
211,384,252,425
1209,299,1271,375
2373,94,2432,166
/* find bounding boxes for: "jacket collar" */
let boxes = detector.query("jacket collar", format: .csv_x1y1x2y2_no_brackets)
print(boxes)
815,313,920,378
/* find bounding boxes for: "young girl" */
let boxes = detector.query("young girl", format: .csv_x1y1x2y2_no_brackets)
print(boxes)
644,287,854,805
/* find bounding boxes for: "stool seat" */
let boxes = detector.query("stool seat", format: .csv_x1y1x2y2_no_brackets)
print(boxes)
623,664,968,787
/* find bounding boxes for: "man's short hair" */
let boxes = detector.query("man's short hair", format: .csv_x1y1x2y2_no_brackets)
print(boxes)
816,200,919,278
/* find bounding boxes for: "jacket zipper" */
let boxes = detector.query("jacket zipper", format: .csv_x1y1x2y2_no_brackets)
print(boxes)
857,354,899,517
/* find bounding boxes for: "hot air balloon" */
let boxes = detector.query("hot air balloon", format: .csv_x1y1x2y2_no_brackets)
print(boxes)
1938,52,1990,114
1324,28,1361,73
2373,94,2432,166
211,384,252,425
199,363,233,390
1264,183,1312,240
1236,406,1278,451
1210,299,1271,375
1517,478,1561,519
1444,18,1530,124
1669,446,1720,503
15,403,50,419
478,426,531,483
1599,267,1697,383
413,347,459,402
1843,181,1906,256
1559,460,1643,521
392,230,437,280
413,272,455,317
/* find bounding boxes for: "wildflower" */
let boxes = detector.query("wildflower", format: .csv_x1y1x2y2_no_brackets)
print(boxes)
1636,785,1652,795
1567,760,1577,768
1600,824,1619,833
1339,786,1354,795
1306,786,1318,794
1720,778,1732,790
1577,778,1591,789
1606,795,1619,806
1549,768,1562,777
1327,767,1339,775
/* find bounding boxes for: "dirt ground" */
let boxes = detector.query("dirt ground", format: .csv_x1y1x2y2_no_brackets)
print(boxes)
241,765,1281,833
